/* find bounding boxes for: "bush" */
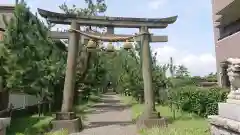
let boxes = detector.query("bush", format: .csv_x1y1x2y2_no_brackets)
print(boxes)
45,129,68,135
15,129,68,135
169,86,228,117
140,127,209,135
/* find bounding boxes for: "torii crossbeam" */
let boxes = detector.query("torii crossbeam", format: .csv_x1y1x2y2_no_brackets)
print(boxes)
49,31,168,42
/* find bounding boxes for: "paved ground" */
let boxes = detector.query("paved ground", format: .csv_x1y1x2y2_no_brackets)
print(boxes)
71,93,138,135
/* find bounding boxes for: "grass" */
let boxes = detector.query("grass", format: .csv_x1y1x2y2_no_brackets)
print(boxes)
7,93,102,135
121,96,210,135
7,114,53,135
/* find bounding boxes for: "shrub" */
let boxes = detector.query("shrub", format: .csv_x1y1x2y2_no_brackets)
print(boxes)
44,129,68,135
15,129,69,135
168,86,228,117
140,127,209,135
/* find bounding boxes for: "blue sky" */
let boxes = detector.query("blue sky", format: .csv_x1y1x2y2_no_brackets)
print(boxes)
1,0,216,76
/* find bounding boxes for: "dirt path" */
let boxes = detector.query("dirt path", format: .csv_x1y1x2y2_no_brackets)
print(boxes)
71,93,137,135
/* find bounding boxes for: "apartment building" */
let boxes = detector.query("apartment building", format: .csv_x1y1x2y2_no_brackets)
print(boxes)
212,0,240,87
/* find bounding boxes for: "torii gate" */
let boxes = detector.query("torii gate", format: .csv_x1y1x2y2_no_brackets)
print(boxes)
38,8,177,131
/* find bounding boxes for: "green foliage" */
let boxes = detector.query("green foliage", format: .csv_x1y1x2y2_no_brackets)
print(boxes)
171,77,199,87
140,127,209,135
44,129,68,135
113,46,171,103
76,52,109,101
203,72,217,82
0,3,66,102
169,86,228,117
59,0,107,16
175,65,189,77
8,114,53,135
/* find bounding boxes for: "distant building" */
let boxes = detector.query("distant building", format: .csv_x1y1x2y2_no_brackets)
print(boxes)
0,5,15,41
212,0,240,88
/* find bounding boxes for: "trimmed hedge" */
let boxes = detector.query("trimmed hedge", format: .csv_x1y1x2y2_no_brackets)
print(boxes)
169,86,228,117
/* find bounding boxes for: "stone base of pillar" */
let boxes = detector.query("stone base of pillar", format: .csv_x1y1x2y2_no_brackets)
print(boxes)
53,112,83,133
51,117,83,133
0,117,11,135
136,111,168,130
209,115,240,135
0,128,6,135
136,117,168,130
208,101,240,135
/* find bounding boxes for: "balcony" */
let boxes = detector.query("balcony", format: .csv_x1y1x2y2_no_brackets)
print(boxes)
216,0,240,27
218,18,240,40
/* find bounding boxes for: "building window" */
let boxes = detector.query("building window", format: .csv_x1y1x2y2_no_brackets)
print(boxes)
218,18,240,40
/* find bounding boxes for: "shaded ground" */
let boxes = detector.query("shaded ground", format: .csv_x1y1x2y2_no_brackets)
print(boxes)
6,94,101,135
72,93,137,135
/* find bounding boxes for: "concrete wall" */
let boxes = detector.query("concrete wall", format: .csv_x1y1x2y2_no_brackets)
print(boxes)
212,0,233,15
9,93,40,109
211,0,240,86
0,12,13,29
0,5,15,29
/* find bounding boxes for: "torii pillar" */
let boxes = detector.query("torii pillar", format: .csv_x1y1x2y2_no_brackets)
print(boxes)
136,26,168,129
52,21,82,133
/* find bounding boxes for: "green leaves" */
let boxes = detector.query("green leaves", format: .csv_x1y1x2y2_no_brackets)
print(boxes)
1,3,67,96
169,86,228,117
59,0,107,16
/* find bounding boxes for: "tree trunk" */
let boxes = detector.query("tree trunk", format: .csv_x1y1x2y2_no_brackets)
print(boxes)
0,77,9,115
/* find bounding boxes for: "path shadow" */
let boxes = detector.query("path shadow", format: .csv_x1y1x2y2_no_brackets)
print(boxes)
85,120,134,129
75,94,104,120
101,99,120,104
85,94,134,115
90,103,133,114
92,104,132,109
81,94,135,129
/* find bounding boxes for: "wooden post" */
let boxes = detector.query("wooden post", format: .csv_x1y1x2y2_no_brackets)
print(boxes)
0,76,2,93
61,21,80,112
140,26,157,118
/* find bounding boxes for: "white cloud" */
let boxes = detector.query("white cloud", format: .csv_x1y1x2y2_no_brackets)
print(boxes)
148,0,167,10
153,46,216,76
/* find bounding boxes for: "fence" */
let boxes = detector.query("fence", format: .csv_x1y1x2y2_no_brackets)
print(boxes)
0,91,8,111
0,92,43,117
9,93,41,109
1,93,51,118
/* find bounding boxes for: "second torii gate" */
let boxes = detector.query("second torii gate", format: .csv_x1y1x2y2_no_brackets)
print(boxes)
38,8,177,131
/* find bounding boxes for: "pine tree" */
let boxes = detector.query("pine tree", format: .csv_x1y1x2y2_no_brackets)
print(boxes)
2,3,66,98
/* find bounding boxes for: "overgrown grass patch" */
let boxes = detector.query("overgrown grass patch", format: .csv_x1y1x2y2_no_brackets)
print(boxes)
140,127,209,135
121,95,210,135
7,114,53,135
7,94,103,135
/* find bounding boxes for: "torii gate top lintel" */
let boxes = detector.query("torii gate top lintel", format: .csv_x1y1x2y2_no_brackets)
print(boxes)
37,8,178,28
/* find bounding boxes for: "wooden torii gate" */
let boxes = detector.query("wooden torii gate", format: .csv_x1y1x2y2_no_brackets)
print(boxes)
38,8,177,130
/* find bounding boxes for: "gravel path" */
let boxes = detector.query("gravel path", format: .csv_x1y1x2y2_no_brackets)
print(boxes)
71,93,138,135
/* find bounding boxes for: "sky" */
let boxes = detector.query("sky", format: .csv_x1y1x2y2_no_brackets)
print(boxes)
0,0,216,76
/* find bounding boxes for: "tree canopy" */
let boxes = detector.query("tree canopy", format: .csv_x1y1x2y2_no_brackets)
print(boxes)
0,3,67,99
